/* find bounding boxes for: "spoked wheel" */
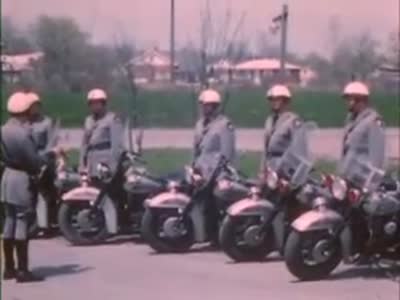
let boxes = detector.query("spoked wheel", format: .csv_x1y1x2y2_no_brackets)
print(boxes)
219,215,275,262
141,209,194,253
58,202,109,246
284,230,342,281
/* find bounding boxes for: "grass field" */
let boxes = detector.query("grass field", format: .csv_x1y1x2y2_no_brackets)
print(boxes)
66,148,341,176
67,148,399,176
2,88,399,128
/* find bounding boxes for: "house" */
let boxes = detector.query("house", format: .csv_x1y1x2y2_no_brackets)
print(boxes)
206,58,309,86
1,52,44,83
126,48,179,83
233,58,302,85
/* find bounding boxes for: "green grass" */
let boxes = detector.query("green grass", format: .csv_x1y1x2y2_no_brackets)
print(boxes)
2,88,399,128
66,149,338,176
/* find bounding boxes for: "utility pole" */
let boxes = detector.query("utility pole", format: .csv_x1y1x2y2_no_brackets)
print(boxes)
170,0,175,83
279,4,289,82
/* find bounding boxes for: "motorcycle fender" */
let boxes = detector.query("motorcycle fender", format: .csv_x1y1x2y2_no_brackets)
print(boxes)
36,194,48,229
145,192,191,209
292,208,344,232
227,198,275,218
101,196,118,235
61,186,100,202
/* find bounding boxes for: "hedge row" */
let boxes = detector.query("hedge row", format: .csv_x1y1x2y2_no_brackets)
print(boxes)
1,88,399,127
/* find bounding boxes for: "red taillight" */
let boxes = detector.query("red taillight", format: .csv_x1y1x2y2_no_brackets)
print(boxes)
348,189,360,204
279,179,289,193
323,174,334,189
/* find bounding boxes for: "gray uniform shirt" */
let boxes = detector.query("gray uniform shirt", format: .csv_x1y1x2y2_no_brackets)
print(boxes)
193,114,235,178
31,116,54,155
340,107,385,172
260,111,302,171
79,112,124,177
1,118,47,206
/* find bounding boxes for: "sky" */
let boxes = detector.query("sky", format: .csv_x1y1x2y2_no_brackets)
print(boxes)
3,0,399,57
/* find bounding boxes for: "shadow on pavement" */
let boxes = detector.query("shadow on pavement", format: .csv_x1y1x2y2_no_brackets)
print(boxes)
224,256,283,265
330,265,400,282
33,264,93,278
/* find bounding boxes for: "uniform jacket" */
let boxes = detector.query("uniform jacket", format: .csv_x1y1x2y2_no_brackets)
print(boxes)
1,118,47,207
340,107,385,173
260,111,303,171
79,112,124,177
193,114,235,179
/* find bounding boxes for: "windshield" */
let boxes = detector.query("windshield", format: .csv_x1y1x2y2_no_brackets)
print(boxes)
337,153,385,192
273,121,317,188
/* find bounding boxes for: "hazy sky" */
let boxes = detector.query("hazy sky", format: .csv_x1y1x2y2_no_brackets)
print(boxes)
3,0,399,56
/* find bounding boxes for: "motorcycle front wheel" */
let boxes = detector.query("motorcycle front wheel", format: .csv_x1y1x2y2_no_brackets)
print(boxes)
141,209,194,253
284,230,342,281
219,215,275,262
58,202,109,246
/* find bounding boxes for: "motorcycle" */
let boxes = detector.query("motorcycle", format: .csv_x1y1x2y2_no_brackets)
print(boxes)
219,122,326,262
141,154,253,253
57,131,167,245
29,154,81,237
284,153,400,281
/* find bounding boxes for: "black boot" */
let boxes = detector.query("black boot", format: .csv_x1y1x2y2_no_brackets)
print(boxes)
15,240,44,283
3,239,16,280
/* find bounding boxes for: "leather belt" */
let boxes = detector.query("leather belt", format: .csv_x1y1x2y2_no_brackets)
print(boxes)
88,141,111,151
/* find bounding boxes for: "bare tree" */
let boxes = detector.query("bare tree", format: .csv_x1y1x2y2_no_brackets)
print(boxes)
385,30,400,68
197,0,247,85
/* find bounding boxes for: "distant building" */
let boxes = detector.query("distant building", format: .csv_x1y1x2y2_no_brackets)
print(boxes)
1,52,44,83
126,48,179,83
377,64,400,91
207,58,312,86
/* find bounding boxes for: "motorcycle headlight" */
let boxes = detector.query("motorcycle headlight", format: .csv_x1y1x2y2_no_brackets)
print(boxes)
331,178,347,201
127,174,140,184
217,179,232,191
312,196,328,209
96,163,111,179
167,180,180,191
266,170,279,190
57,171,67,181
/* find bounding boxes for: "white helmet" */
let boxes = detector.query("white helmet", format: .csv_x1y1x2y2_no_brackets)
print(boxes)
7,92,30,114
266,85,292,99
87,89,107,102
343,81,369,97
25,92,40,104
198,89,221,104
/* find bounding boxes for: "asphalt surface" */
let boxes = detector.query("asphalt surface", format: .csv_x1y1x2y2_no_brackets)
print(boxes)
2,237,399,300
60,128,400,160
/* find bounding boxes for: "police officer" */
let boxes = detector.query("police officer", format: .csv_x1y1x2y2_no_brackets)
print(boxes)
78,89,124,179
27,92,60,227
1,93,60,282
259,84,303,175
340,81,385,265
193,89,235,175
26,92,57,155
340,81,385,170
193,89,235,245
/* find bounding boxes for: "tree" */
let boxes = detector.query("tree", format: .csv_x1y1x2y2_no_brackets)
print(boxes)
1,16,34,54
32,15,91,91
330,32,383,84
385,30,400,68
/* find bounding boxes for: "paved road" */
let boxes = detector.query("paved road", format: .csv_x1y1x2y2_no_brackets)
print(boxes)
60,128,400,160
2,238,399,300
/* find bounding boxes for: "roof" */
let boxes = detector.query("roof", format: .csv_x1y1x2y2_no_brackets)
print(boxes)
1,52,44,72
235,58,301,71
209,59,234,70
129,48,179,67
